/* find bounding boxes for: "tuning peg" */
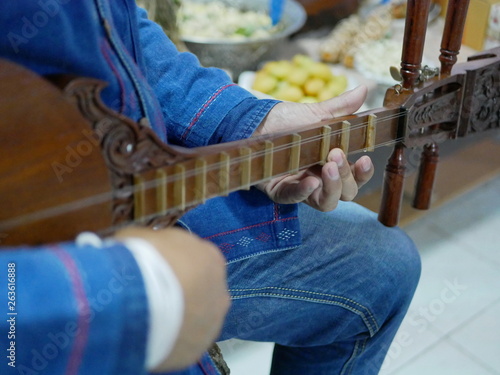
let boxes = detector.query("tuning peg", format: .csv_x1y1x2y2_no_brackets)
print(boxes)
390,66,403,82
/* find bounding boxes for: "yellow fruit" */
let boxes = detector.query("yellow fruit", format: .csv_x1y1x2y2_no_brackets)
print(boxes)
286,67,309,87
310,62,333,81
273,84,304,102
262,61,280,73
326,75,349,96
299,96,318,103
317,87,337,101
303,77,325,96
292,54,314,68
253,55,349,103
252,73,278,94
266,60,293,79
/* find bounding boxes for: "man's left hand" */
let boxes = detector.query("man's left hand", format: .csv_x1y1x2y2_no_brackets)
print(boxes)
255,85,374,212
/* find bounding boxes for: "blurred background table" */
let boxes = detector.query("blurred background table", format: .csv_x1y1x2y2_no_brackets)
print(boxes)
144,0,500,225
253,12,500,225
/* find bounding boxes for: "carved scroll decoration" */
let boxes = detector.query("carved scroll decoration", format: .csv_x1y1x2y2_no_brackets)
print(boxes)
409,90,461,129
468,64,500,133
56,77,186,227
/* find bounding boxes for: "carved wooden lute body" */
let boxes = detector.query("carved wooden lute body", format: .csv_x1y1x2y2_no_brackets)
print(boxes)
0,0,499,246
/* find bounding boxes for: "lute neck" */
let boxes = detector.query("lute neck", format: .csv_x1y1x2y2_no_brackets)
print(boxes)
133,106,404,223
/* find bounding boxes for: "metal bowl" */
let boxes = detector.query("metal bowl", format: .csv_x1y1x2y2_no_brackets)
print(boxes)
181,0,307,78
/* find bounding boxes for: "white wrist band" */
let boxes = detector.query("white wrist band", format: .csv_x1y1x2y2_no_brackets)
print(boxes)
75,232,184,370
124,238,184,370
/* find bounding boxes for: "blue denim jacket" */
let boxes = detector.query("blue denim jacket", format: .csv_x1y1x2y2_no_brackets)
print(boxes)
1,0,302,263
2,2,303,373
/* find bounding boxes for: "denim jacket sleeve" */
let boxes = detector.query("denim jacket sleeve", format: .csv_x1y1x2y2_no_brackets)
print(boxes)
0,243,149,375
135,6,280,147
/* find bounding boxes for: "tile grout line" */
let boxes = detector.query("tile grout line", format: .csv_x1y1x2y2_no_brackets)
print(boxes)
430,223,500,270
426,297,500,374
446,336,500,375
387,174,500,375
428,296,500,338
386,335,448,375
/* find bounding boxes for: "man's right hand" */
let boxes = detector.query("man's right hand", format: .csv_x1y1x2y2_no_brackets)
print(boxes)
115,227,230,372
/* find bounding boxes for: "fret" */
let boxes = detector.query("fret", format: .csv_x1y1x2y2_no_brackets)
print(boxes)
195,158,208,203
365,114,377,152
136,108,397,222
156,168,168,215
219,152,230,196
240,147,252,190
289,133,301,174
319,126,332,165
133,174,146,222
340,121,351,154
263,140,274,179
173,164,186,211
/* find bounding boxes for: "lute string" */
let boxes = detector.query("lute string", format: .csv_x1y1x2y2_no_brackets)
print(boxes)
162,109,406,182
0,110,407,230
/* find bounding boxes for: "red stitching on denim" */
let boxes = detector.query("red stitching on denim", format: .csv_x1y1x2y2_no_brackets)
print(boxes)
198,356,219,375
101,39,127,113
256,232,271,242
50,246,90,375
219,242,236,254
274,203,280,220
203,217,298,240
181,83,237,140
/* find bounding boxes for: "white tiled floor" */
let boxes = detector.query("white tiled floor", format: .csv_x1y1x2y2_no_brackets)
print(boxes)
382,174,500,375
219,174,500,374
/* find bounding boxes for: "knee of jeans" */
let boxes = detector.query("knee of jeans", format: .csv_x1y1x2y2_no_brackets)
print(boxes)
392,227,421,282
377,226,421,302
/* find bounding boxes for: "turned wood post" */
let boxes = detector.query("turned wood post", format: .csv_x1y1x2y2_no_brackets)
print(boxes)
378,0,432,226
413,0,471,210
439,0,471,77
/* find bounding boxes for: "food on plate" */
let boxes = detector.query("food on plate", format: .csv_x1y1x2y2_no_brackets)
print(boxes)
319,14,361,65
252,72,279,93
287,67,309,86
178,1,283,40
251,55,348,102
354,39,403,85
303,77,325,96
320,6,392,68
391,1,407,19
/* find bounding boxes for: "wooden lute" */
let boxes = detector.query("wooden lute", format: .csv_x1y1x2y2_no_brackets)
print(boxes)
0,0,499,246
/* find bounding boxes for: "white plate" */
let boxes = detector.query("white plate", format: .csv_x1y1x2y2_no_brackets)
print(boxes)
354,39,434,87
238,64,375,100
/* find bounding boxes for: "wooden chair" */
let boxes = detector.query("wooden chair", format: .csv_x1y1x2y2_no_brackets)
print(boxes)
219,3,497,370
379,0,483,226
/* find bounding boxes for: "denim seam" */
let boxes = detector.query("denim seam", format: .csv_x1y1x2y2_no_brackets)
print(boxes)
203,216,298,240
229,292,378,336
340,338,359,375
94,0,151,122
225,246,299,264
100,39,127,113
228,98,279,142
341,337,368,375
229,286,379,333
182,83,237,141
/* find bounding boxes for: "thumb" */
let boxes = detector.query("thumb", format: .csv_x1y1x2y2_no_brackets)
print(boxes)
314,85,368,120
255,85,368,136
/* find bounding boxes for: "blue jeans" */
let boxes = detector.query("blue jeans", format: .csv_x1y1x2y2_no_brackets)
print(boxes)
166,201,421,375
